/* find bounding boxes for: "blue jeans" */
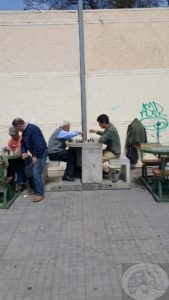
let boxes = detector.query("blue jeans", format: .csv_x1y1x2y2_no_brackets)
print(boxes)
29,149,47,196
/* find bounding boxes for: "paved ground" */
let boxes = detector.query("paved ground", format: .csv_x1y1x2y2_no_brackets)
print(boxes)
0,169,169,300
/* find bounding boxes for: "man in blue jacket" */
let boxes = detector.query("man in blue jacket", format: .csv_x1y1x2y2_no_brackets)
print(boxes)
12,118,47,202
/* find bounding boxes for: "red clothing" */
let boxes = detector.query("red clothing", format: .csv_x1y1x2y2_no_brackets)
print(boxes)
8,136,21,152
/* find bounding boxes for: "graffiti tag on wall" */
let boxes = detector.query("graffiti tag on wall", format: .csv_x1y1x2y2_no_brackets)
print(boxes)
140,101,168,133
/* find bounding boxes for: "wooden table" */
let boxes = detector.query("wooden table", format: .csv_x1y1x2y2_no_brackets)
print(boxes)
142,145,169,156
140,145,169,201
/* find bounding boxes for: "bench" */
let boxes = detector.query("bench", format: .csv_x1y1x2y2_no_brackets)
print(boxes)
140,143,162,179
109,156,130,187
44,159,62,180
151,167,169,200
46,159,61,168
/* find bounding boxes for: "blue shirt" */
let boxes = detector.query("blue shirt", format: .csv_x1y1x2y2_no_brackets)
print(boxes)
57,130,80,140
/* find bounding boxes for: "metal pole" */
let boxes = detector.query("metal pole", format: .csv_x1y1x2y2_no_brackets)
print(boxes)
156,121,161,143
78,0,87,141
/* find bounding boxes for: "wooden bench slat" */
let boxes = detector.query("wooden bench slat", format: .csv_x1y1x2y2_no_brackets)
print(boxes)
142,158,161,164
152,169,169,176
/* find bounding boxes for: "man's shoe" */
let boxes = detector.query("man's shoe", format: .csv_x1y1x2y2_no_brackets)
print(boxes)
112,170,120,182
15,184,25,192
33,195,44,202
27,190,35,195
62,176,75,182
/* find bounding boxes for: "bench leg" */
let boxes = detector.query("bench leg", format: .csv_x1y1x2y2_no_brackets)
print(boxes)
121,163,130,184
152,177,163,201
158,181,162,200
142,164,148,180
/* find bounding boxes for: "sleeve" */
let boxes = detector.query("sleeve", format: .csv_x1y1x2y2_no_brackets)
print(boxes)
30,127,46,157
57,130,80,139
21,125,46,157
96,130,104,136
98,130,112,144
20,136,28,154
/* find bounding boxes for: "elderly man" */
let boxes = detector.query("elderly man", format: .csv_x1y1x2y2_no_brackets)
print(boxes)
12,118,47,202
48,121,82,181
89,114,121,182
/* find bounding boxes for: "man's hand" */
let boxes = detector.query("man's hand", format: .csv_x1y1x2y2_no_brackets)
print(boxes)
22,153,29,160
89,129,97,133
3,146,10,152
32,156,37,165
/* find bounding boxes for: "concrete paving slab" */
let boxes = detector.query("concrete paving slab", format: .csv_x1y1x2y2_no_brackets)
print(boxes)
0,169,169,299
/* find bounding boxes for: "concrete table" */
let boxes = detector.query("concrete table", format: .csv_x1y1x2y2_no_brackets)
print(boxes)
68,142,103,183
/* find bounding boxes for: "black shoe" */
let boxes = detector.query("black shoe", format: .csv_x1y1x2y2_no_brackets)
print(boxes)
62,176,75,182
15,184,25,192
112,170,120,182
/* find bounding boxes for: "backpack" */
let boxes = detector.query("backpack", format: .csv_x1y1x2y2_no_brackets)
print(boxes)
126,144,138,164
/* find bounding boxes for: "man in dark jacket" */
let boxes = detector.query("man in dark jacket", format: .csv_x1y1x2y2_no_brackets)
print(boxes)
12,118,47,202
89,114,121,180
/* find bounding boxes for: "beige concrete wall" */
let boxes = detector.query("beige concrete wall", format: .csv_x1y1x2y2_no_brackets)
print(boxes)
0,9,169,152
0,11,81,147
85,8,169,151
85,9,169,71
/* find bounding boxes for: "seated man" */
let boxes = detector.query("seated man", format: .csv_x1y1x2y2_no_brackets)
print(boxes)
48,121,82,181
89,114,121,182
4,126,26,191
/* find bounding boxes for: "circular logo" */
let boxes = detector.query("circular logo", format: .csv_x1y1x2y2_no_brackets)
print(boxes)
122,263,169,300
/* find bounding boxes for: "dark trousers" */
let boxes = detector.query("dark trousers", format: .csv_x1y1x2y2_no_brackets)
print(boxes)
7,158,26,185
49,149,77,178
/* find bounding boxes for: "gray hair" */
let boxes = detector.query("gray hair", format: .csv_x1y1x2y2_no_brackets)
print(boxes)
60,120,70,127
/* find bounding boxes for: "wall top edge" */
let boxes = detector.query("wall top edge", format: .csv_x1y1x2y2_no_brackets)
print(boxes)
0,10,77,14
87,69,169,76
0,69,169,79
0,72,80,79
0,8,169,24
0,10,77,24
0,7,168,13
0,21,78,25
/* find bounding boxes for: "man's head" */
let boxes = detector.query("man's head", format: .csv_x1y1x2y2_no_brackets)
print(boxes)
60,120,70,132
8,126,19,139
12,118,25,132
97,114,109,129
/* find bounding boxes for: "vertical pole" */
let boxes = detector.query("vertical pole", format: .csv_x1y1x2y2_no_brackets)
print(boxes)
78,0,87,141
156,121,160,143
